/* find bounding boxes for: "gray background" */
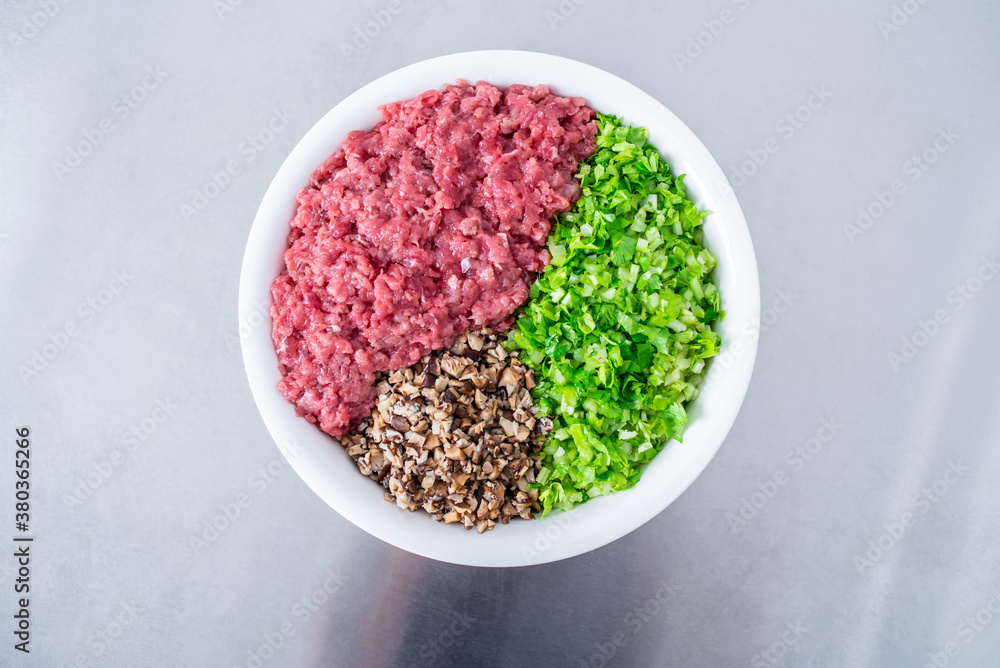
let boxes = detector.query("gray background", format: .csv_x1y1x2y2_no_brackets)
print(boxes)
2,0,999,666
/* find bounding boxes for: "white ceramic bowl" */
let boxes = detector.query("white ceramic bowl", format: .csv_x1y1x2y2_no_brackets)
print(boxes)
239,50,759,567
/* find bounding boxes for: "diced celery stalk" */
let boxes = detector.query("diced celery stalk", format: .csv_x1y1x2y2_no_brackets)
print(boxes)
690,277,704,300
506,113,722,518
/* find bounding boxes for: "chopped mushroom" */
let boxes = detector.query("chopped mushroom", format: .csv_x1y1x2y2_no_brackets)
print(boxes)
340,329,550,532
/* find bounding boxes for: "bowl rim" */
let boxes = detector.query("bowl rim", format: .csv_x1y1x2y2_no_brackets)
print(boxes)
239,49,760,567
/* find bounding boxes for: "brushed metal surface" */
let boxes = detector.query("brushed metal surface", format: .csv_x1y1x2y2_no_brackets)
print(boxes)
2,1,999,666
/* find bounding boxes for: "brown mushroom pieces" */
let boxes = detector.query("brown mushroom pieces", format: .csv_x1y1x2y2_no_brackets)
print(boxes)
340,329,545,531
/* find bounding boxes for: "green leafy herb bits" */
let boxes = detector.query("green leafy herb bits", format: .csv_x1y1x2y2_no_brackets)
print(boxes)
506,113,723,517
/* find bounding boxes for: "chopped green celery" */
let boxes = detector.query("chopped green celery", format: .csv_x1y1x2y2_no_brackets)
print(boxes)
505,113,723,517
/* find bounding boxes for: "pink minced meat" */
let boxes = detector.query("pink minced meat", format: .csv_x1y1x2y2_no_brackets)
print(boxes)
270,80,596,439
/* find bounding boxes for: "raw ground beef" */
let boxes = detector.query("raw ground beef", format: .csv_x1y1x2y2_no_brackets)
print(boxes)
270,80,596,439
